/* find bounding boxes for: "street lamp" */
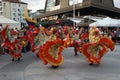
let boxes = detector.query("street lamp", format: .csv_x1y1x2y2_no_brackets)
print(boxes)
73,0,76,28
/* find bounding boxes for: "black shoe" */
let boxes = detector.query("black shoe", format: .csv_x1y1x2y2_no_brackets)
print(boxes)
17,58,20,61
51,65,59,68
36,54,39,58
74,53,78,56
89,63,93,65
12,58,15,61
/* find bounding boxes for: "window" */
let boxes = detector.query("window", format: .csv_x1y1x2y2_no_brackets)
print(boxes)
69,0,83,6
0,2,2,5
0,7,2,10
55,0,60,6
83,0,88,2
13,13,16,17
18,13,21,16
100,0,102,3
13,18,16,21
4,3,6,6
0,12,2,15
13,8,16,12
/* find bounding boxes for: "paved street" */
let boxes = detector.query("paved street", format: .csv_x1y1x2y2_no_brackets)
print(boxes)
0,45,120,80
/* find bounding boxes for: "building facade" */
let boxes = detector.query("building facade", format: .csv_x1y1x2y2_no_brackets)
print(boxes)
0,0,2,15
36,0,120,20
0,0,28,27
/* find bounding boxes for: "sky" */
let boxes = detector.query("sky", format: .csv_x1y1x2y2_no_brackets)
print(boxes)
21,0,46,12
21,0,120,12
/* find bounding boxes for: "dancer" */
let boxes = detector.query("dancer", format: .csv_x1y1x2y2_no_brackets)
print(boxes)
82,26,114,65
1,25,22,61
38,27,71,68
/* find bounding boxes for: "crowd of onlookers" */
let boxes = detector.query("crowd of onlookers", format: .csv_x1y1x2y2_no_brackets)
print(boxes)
98,27,120,44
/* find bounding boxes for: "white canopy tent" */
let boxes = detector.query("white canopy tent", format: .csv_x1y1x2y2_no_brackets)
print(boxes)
89,17,120,27
83,16,104,21
67,17,82,24
0,16,21,30
73,16,103,26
